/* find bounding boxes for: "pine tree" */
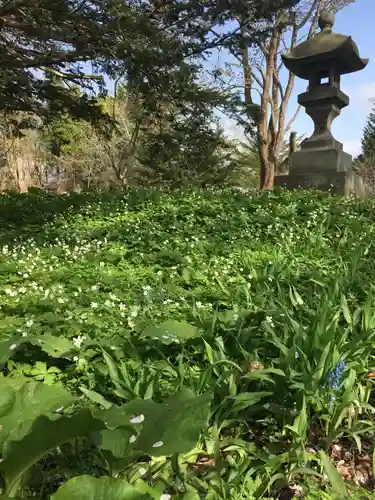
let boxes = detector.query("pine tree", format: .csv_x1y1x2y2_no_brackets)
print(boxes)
361,102,375,159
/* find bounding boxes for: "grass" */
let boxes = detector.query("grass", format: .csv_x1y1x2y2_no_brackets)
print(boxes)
1,186,375,499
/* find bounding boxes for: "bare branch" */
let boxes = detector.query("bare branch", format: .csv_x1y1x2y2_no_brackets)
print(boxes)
297,0,321,30
284,104,303,135
253,64,265,88
39,66,103,82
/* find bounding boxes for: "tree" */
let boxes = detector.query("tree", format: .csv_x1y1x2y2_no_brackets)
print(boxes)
212,0,355,188
40,86,145,191
0,0,319,191
227,137,261,187
0,0,223,123
0,112,43,191
0,0,112,123
361,102,375,159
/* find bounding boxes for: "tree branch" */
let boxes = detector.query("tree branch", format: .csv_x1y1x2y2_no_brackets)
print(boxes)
0,0,29,17
297,0,321,30
253,64,265,88
0,17,80,44
2,45,94,69
39,66,103,82
284,104,302,135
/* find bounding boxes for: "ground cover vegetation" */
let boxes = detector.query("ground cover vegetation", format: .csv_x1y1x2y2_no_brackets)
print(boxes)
2,0,375,499
1,187,375,499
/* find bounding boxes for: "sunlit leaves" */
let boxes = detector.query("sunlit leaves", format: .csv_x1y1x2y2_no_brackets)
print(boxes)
141,320,200,344
51,475,153,499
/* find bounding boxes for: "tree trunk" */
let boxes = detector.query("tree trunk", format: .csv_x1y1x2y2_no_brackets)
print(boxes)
257,26,278,190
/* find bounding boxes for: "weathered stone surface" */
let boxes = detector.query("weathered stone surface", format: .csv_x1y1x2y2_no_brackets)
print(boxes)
275,170,367,198
289,148,352,173
281,11,368,80
274,10,369,197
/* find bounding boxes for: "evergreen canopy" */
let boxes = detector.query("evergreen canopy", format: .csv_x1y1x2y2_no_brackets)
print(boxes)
0,0,298,124
361,101,375,159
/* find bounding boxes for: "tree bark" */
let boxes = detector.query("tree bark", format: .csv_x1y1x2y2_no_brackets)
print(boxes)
257,26,279,189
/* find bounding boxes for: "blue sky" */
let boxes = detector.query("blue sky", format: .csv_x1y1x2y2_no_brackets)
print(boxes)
221,0,374,156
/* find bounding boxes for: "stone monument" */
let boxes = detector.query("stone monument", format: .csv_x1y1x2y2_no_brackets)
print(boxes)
275,11,369,196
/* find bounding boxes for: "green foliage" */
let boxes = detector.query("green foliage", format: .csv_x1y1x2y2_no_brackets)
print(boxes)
361,101,375,159
0,0,296,124
51,476,152,500
0,375,211,497
1,187,375,498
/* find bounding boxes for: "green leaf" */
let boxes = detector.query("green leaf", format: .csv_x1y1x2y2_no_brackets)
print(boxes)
94,390,211,457
0,409,105,495
244,368,285,384
340,295,352,325
132,479,162,499
294,397,307,438
141,320,199,344
229,392,273,412
51,475,152,499
94,399,157,430
95,428,135,459
0,339,22,365
135,389,211,456
313,341,332,385
28,334,74,357
0,380,77,449
319,450,348,497
79,387,112,409
102,349,123,390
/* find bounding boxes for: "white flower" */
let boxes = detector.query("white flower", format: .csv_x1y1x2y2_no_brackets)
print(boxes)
90,302,98,309
9,344,17,350
265,316,275,327
160,494,171,500
21,332,28,337
73,335,86,348
152,441,163,448
129,434,137,443
91,285,98,291
26,319,33,327
129,414,145,424
73,356,79,362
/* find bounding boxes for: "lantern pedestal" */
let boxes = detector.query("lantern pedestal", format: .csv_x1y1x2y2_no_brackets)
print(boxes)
274,11,368,197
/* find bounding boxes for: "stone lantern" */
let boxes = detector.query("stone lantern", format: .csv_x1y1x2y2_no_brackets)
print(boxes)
275,11,369,196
